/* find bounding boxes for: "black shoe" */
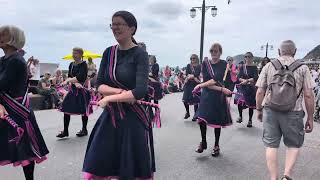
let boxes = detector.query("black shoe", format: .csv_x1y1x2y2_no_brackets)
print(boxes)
56,131,69,138
236,117,242,123
184,113,190,119
211,146,220,157
247,121,253,128
192,117,197,121
76,129,88,137
195,141,207,153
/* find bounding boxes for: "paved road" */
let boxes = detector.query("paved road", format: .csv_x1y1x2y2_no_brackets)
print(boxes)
1,93,320,180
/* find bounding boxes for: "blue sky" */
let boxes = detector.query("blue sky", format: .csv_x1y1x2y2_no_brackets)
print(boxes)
1,0,319,69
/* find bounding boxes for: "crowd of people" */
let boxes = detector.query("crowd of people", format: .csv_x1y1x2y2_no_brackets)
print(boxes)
0,10,317,180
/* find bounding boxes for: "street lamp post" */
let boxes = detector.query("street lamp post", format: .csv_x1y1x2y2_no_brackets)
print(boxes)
261,43,274,58
190,0,218,63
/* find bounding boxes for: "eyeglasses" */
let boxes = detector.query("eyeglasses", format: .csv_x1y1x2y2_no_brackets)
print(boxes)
190,57,197,60
244,56,252,58
210,49,219,54
109,23,128,29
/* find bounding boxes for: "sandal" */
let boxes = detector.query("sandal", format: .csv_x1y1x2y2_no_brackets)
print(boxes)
195,141,207,153
56,131,69,138
76,129,88,137
211,146,220,157
281,175,292,180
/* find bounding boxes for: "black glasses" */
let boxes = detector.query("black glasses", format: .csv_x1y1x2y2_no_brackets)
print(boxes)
244,56,252,58
109,23,128,29
190,57,196,60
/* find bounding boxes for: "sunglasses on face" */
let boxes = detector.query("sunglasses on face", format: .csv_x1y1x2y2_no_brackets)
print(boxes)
210,49,219,54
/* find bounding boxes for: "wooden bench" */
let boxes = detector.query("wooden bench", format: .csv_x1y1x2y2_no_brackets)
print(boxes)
29,94,46,110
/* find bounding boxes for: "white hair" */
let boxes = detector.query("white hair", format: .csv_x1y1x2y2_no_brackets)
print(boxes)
279,40,296,56
0,25,26,50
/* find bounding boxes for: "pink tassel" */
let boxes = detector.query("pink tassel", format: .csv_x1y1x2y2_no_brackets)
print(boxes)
153,108,161,128
4,115,25,145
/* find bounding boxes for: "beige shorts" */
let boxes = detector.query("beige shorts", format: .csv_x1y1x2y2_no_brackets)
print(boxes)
262,108,305,148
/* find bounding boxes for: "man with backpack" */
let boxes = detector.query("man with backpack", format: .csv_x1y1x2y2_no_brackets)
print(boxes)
256,40,315,180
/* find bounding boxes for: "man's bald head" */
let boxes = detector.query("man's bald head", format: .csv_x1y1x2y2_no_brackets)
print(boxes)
279,40,297,57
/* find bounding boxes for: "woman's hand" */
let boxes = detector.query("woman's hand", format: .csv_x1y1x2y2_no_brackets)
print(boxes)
194,84,202,91
240,79,248,85
98,96,110,108
0,104,8,119
74,83,83,89
222,87,232,95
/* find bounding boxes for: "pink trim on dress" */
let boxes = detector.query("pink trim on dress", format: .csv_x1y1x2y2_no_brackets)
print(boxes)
83,172,153,180
0,156,47,167
197,117,232,128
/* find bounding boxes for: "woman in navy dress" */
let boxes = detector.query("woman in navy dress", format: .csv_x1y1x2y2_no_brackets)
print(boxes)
148,55,163,103
83,11,156,180
57,47,91,138
194,43,232,157
0,25,49,180
182,54,201,121
235,52,258,128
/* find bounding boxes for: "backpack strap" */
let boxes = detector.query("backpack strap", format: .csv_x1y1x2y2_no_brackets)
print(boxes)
288,60,303,72
270,59,283,70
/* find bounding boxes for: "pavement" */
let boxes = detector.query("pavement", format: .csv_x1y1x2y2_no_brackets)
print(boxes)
0,93,320,180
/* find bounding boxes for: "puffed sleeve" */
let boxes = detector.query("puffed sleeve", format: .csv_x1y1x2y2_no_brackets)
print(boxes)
131,50,148,100
152,63,159,77
253,66,259,81
194,65,201,77
237,67,244,79
201,61,211,82
96,49,108,89
0,58,26,91
185,64,191,76
68,63,73,78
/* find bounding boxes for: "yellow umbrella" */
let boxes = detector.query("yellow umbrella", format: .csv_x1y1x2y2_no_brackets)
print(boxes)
62,50,102,60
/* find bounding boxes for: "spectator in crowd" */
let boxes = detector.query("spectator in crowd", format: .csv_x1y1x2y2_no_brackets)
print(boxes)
163,65,171,83
37,72,60,109
51,69,64,87
27,57,40,80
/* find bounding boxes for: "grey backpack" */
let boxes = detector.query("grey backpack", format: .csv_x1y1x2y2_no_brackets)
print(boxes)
266,59,303,112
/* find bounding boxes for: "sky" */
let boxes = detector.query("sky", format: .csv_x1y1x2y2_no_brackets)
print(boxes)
0,0,319,69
